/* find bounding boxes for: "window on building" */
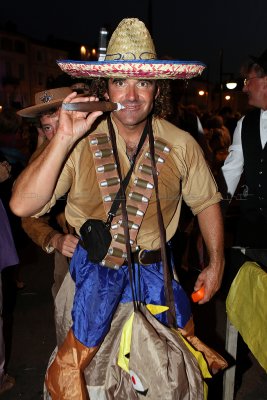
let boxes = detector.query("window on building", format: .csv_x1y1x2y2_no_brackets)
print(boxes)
18,64,25,80
5,61,12,76
1,37,13,51
36,50,43,62
14,40,26,54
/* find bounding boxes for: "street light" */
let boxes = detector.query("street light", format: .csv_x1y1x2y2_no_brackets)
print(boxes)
80,46,87,60
226,81,237,90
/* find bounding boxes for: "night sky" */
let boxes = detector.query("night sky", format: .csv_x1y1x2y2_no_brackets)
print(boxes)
1,0,267,84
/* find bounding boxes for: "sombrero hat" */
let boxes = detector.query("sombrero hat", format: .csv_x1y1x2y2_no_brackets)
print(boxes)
17,87,72,118
57,18,206,80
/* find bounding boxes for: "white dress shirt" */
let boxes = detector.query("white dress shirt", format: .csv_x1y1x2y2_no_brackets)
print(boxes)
222,109,267,196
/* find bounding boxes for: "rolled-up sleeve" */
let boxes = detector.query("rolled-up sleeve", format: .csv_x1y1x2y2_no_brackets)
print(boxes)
173,136,222,215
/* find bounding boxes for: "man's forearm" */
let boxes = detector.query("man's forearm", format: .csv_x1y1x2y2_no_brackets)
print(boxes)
197,202,224,265
195,202,225,301
10,134,71,217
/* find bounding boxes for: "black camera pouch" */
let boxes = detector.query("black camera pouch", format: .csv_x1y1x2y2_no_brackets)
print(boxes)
80,219,112,263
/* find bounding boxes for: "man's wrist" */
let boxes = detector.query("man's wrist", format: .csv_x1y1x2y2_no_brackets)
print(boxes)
48,233,62,252
53,129,76,150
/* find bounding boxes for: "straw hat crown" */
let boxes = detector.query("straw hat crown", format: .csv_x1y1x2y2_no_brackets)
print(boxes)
105,18,157,61
57,17,206,80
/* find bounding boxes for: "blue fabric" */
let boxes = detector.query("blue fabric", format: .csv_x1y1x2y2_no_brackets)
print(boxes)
70,244,191,347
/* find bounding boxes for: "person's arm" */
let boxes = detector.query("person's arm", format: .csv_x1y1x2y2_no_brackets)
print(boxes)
21,215,57,251
49,233,79,258
221,117,244,197
194,202,225,304
10,93,103,217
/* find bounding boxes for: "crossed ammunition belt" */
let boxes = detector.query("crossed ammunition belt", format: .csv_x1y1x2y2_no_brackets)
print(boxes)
89,132,172,269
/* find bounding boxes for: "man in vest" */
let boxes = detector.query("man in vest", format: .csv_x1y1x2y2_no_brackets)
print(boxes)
10,18,225,399
221,49,267,392
222,49,267,249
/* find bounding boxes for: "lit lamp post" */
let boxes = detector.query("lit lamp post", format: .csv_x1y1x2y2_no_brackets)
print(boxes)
224,80,237,106
91,48,97,60
198,89,208,108
80,45,87,60
226,81,237,90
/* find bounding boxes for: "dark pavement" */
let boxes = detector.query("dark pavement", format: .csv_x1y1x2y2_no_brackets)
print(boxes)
1,234,267,399
1,237,56,399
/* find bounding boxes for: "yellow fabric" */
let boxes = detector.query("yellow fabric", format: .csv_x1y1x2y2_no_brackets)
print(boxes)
33,116,221,249
226,261,267,372
117,313,134,373
146,304,169,315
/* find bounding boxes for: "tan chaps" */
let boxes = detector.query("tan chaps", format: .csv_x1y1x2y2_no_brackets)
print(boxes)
45,329,98,399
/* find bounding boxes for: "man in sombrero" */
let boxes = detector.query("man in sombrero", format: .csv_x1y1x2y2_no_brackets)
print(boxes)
10,18,225,399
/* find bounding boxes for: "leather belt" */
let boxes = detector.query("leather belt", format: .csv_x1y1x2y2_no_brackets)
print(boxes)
127,248,162,266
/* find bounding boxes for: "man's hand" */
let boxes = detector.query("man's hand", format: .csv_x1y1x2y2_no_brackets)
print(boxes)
50,233,79,257
193,260,224,304
56,92,103,146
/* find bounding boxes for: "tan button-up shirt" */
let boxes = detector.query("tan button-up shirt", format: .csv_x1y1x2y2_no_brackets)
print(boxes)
34,116,221,250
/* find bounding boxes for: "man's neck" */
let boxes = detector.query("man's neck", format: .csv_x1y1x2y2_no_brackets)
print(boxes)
113,118,148,146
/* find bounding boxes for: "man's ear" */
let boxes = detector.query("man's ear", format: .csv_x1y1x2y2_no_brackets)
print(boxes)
104,92,109,100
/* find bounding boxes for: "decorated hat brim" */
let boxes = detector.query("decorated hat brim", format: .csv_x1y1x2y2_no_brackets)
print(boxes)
57,59,206,80
17,99,64,118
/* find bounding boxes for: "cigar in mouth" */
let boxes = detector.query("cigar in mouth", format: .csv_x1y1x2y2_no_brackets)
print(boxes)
62,101,125,112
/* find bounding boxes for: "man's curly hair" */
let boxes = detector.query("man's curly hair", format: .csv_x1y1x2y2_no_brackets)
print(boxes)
88,78,173,119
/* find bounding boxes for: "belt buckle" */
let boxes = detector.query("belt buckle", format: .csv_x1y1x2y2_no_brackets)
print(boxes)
138,248,149,266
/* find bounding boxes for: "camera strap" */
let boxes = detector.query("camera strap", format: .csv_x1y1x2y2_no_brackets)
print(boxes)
106,114,148,227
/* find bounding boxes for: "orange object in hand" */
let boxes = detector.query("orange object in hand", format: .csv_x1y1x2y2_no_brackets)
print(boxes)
191,286,205,302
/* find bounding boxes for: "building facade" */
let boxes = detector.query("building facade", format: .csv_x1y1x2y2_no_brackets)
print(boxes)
0,29,69,109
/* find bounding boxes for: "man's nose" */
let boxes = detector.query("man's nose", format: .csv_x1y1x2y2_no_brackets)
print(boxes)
126,84,138,100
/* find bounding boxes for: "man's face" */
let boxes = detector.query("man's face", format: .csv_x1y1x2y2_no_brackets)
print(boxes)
106,78,159,129
39,108,60,141
243,72,267,109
